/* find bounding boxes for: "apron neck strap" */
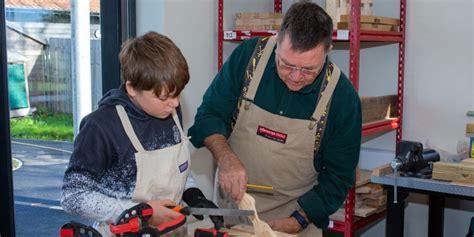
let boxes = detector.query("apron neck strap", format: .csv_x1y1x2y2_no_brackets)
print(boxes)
116,105,145,152
311,63,341,123
171,109,186,138
245,36,277,102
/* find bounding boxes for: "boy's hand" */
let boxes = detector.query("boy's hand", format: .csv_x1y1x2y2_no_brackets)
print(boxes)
146,199,182,226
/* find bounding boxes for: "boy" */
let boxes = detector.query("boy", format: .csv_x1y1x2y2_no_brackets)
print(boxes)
61,31,221,236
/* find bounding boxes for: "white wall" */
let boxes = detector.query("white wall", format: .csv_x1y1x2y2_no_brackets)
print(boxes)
136,0,474,236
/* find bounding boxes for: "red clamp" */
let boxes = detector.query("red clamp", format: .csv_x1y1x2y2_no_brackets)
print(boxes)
110,202,186,236
60,221,102,237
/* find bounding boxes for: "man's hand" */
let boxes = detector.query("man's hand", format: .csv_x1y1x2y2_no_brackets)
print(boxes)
146,199,182,227
267,217,303,234
204,134,247,203
217,152,247,202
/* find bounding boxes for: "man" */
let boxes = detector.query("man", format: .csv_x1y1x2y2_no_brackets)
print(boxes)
189,2,361,236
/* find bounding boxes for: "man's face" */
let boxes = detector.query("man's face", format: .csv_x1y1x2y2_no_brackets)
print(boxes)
275,34,328,91
126,81,180,119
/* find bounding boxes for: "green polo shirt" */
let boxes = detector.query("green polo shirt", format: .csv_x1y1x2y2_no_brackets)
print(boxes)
189,37,361,229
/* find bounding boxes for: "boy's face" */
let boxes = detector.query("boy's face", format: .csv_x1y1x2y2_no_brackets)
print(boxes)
126,81,180,119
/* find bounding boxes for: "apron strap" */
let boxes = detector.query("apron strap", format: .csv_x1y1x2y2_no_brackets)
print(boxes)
310,63,341,152
116,105,145,152
311,64,341,123
244,36,277,102
170,109,187,139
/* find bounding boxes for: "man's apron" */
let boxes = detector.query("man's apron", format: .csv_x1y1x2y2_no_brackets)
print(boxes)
219,36,341,237
96,105,191,236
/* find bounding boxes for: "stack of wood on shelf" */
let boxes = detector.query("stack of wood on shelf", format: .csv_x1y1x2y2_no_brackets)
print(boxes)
432,158,474,186
325,0,400,32
325,0,373,29
338,14,400,32
330,169,387,221
234,12,283,31
361,95,397,124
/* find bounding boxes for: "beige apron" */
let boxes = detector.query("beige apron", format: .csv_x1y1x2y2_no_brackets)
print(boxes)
219,36,341,237
96,105,191,236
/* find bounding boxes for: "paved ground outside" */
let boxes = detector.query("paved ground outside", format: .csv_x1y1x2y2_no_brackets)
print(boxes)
12,139,90,237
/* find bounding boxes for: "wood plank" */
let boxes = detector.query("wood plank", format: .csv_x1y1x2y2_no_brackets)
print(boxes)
340,14,400,26
356,169,372,187
337,22,397,32
372,163,393,176
236,12,282,19
360,95,397,124
432,162,474,183
230,224,298,237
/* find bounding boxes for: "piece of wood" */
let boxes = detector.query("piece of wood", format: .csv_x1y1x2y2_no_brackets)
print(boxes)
432,162,474,183
237,194,298,237
372,163,393,176
360,95,397,124
461,158,474,165
340,14,400,26
467,123,474,137
337,22,397,32
230,224,297,237
236,12,282,19
356,169,371,187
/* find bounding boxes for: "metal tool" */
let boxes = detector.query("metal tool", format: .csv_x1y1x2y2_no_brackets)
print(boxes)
60,221,102,237
390,140,440,203
175,206,254,217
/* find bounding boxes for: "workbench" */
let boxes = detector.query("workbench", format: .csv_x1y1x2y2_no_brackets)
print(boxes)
371,174,474,237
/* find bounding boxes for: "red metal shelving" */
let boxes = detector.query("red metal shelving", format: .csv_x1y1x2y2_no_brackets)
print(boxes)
217,0,406,236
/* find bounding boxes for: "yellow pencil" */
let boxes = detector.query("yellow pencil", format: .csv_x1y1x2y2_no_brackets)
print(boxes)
246,184,274,190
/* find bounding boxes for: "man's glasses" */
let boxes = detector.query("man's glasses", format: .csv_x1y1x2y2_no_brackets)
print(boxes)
276,54,323,79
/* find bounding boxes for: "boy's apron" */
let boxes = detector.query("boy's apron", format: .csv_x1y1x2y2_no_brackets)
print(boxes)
219,36,341,237
96,105,191,236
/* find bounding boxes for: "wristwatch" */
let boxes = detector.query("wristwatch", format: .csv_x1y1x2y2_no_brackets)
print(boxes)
290,210,309,229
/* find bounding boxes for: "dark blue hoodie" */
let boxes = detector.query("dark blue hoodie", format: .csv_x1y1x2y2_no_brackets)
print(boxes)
61,86,189,222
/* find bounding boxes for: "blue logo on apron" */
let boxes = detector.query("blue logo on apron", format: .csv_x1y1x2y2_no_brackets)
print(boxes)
179,161,188,173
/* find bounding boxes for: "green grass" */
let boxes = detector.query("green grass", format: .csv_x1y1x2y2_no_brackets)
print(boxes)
10,107,73,142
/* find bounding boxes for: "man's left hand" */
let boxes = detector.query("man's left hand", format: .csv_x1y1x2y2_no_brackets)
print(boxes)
267,217,302,234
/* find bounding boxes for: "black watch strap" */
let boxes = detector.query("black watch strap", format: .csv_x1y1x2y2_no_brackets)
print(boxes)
290,210,309,229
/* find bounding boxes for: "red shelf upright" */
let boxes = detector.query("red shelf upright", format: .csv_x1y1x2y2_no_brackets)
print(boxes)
216,0,406,236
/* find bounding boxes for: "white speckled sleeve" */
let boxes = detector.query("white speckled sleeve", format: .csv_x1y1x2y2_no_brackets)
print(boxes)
61,171,138,223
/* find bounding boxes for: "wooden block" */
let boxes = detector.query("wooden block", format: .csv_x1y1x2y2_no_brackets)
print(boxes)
340,15,400,26
337,22,397,32
356,185,372,194
461,158,474,165
230,224,298,237
336,7,349,23
355,205,377,217
356,169,372,187
329,208,345,221
360,95,397,124
236,18,282,26
372,163,393,176
432,162,474,183
236,12,282,19
467,123,474,137
325,0,338,26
